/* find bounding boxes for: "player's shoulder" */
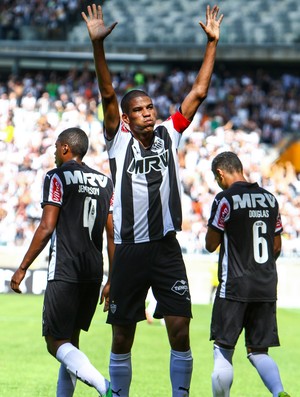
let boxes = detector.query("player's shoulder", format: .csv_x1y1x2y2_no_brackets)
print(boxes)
44,167,59,179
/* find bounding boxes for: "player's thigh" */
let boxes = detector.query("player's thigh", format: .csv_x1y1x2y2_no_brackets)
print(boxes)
210,297,246,346
152,235,192,318
244,301,280,349
43,281,99,339
107,243,150,324
77,282,101,331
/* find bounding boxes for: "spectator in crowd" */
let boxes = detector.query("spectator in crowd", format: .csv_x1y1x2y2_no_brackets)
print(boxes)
0,0,81,40
0,54,299,254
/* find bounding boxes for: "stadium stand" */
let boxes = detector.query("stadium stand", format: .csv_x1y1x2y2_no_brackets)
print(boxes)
1,0,300,45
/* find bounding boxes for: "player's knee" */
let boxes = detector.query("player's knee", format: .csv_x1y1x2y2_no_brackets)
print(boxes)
112,327,135,354
166,319,190,350
44,336,56,357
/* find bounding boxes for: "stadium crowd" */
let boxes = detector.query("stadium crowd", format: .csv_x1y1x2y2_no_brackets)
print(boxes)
0,66,300,256
0,0,81,40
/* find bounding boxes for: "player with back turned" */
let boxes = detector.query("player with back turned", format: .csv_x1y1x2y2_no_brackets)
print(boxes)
11,127,114,397
205,151,291,397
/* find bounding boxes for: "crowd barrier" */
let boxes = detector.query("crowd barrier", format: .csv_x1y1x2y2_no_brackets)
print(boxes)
1,247,299,308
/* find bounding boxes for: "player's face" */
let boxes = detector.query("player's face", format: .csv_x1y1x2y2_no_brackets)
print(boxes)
123,96,157,136
214,171,227,190
54,140,64,167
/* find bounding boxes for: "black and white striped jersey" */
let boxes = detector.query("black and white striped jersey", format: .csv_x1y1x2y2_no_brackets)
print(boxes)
105,111,191,244
41,160,113,282
207,181,283,302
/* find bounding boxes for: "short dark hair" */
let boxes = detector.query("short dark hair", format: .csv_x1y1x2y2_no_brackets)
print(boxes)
211,151,243,175
57,127,88,159
120,89,150,113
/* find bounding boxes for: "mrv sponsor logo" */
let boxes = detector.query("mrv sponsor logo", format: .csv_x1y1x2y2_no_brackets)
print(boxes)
63,170,108,187
127,150,169,175
232,193,276,210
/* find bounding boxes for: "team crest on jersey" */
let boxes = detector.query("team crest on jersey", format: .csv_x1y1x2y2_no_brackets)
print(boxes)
171,280,189,295
110,302,117,314
151,137,165,153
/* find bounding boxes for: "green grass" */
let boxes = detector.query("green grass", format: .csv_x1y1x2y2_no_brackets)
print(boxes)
1,294,299,396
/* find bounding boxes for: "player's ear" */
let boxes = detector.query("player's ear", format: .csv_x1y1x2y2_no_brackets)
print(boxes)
122,113,130,125
215,168,223,181
62,144,69,155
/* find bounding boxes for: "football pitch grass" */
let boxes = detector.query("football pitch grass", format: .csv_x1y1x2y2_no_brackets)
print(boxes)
1,294,299,397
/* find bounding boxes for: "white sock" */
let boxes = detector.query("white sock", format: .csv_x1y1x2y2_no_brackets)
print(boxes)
212,344,234,397
248,352,284,396
109,352,132,397
56,363,76,397
56,343,109,396
170,349,193,396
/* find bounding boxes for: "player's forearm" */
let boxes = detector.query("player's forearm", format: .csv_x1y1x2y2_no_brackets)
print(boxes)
193,40,218,98
106,236,115,281
181,40,218,119
92,40,115,100
19,232,51,271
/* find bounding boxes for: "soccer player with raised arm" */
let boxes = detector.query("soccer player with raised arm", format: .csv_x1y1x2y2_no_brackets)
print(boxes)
82,3,223,396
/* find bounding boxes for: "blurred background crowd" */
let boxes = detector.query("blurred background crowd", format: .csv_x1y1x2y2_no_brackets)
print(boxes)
0,0,299,258
0,0,81,40
0,66,299,256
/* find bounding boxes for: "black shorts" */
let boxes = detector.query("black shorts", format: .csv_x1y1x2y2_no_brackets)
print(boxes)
43,280,101,339
210,296,280,349
107,233,192,325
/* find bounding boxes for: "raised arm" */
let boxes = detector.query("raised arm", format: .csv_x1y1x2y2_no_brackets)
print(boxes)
82,4,120,139
181,5,223,121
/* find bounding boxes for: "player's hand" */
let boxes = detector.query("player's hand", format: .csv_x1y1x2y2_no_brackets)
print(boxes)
100,282,110,312
81,4,118,42
10,268,26,294
199,5,223,42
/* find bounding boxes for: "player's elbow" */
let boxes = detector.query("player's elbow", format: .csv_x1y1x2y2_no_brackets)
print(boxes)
196,90,208,103
193,84,208,101
205,241,216,253
273,235,282,260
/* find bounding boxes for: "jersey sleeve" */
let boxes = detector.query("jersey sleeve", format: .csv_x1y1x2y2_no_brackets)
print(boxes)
208,195,231,233
41,172,63,208
160,110,191,148
109,189,114,213
169,110,191,133
104,121,130,155
275,211,283,235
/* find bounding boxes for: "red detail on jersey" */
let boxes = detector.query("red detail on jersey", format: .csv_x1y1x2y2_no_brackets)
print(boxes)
51,176,62,203
170,111,191,133
276,213,283,230
109,191,114,211
217,202,229,229
121,122,131,132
